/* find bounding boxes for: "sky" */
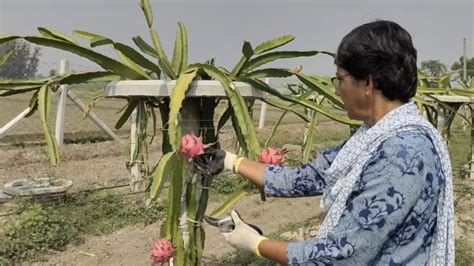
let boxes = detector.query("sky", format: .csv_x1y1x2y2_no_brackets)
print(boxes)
0,0,473,78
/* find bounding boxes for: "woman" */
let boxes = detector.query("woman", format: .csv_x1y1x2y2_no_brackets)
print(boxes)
195,20,454,265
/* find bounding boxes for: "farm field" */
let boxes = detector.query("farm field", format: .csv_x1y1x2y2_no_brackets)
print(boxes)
0,93,473,265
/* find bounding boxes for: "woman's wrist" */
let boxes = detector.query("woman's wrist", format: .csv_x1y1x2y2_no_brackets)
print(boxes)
223,151,245,174
233,157,245,173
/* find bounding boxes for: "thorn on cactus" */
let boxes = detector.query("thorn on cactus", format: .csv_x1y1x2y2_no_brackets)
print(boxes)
293,64,303,74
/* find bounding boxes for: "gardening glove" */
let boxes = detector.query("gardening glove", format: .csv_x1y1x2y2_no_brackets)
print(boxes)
193,147,238,176
223,210,267,257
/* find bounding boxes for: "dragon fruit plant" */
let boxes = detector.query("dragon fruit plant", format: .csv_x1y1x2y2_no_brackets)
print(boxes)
0,0,353,264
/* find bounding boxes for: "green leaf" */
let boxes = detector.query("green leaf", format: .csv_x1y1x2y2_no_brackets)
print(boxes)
149,104,158,144
91,38,114,47
57,71,121,85
73,30,113,47
210,188,249,217
115,100,139,129
0,85,41,96
243,51,319,73
171,22,189,75
0,79,46,88
417,86,449,94
230,111,248,155
243,68,293,79
149,151,177,201
140,0,153,28
242,77,359,126
150,29,176,79
116,50,151,79
114,43,160,74
264,98,309,123
302,97,322,163
74,30,159,75
242,41,254,59
303,118,317,162
0,35,19,45
168,69,198,149
264,110,288,148
38,84,51,123
38,84,59,166
296,97,359,126
37,27,78,44
16,36,145,79
230,56,248,77
0,51,12,66
253,35,294,54
26,90,39,117
296,74,345,109
216,105,232,132
451,89,474,97
165,158,185,239
132,36,159,59
230,41,254,77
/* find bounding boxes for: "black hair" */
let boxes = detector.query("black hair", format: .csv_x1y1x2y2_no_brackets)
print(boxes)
334,20,417,102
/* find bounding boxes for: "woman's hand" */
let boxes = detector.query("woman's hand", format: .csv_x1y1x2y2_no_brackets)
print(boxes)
220,210,289,265
222,210,267,256
194,148,267,187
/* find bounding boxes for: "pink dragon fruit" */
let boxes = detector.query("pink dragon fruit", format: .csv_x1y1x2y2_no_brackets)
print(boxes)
259,148,286,165
179,134,210,161
150,239,176,264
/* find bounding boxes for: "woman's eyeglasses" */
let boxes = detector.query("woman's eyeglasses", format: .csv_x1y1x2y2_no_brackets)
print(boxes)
331,73,352,88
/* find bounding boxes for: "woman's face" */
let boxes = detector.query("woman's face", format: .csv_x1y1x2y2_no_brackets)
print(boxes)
334,66,371,121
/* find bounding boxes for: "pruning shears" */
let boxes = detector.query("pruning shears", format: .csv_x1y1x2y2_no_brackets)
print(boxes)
203,211,263,235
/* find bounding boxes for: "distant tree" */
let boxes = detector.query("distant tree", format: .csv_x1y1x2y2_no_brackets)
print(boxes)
451,56,474,80
0,40,41,79
420,60,447,77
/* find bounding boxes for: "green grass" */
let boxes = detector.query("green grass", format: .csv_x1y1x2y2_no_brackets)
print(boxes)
456,239,474,266
0,191,165,264
447,117,471,178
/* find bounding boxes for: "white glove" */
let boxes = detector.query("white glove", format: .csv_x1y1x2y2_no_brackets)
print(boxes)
222,210,267,256
223,151,238,172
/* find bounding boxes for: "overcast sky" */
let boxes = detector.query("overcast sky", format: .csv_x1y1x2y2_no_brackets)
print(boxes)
0,0,472,77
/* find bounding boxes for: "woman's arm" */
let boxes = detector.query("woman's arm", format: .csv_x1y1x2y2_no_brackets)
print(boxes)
259,240,289,265
239,145,342,198
234,158,267,187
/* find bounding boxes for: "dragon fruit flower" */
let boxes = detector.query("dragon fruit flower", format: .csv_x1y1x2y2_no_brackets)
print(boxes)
179,134,210,161
259,148,286,165
151,239,176,264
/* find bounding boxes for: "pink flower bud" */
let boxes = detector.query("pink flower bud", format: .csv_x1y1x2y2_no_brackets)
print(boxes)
259,148,286,165
150,239,176,264
179,134,209,161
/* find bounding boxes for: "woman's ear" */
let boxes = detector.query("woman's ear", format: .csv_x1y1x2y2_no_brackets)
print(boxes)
366,75,376,94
